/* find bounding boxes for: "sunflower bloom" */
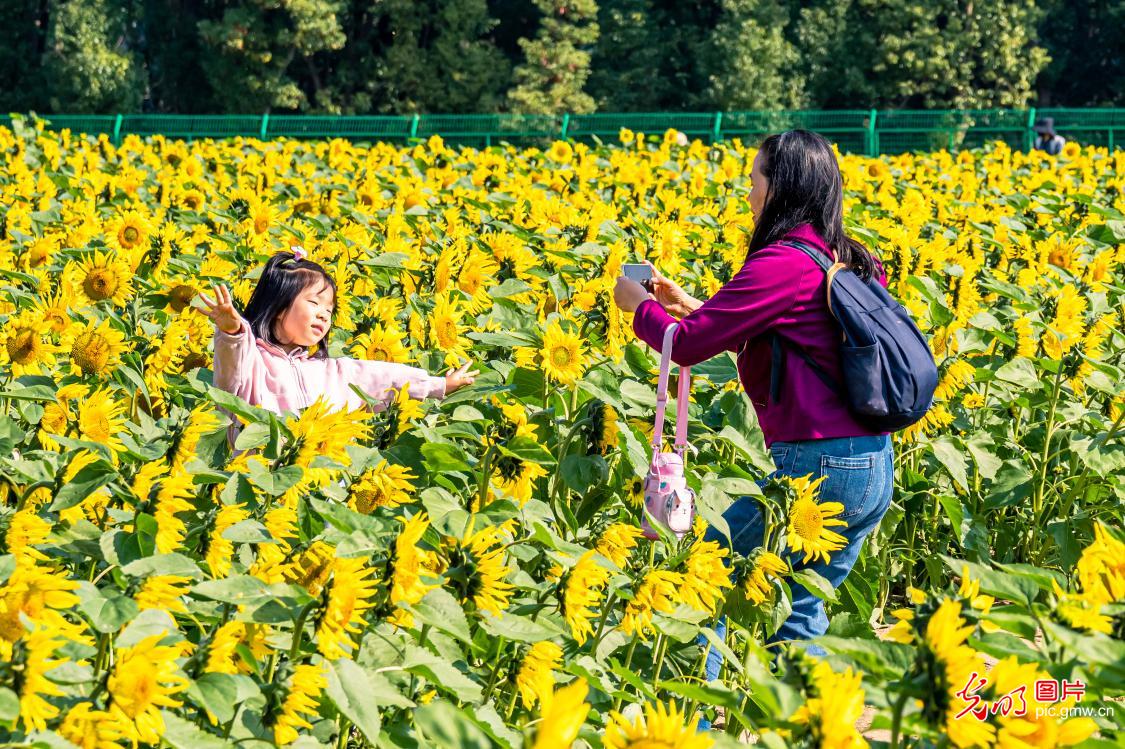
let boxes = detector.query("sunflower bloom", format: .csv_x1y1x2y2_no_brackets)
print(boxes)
389,513,445,629
541,318,586,386
66,317,129,377
785,474,847,564
563,551,610,645
516,640,563,708
744,551,788,605
73,250,135,307
272,661,328,745
153,468,197,554
315,555,380,659
349,460,417,513
604,699,712,749
788,660,868,748
107,633,191,745
596,523,644,569
133,575,192,613
7,626,67,732
680,539,734,616
620,569,682,640
532,678,590,749
58,701,127,749
206,503,249,578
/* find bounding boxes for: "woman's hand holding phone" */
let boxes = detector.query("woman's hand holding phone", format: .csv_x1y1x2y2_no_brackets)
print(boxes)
640,260,703,318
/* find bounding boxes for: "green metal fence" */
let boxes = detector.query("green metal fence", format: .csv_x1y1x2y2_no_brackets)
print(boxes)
5,109,1122,155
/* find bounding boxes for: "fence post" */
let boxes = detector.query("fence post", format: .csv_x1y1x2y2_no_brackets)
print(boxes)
112,114,123,147
712,112,723,142
409,113,420,141
1025,107,1037,151
260,113,270,140
560,114,571,140
867,109,877,157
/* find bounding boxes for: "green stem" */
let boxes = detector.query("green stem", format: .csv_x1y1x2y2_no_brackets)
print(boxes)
477,445,496,510
504,684,519,721
889,687,910,749
289,600,318,661
651,635,668,692
482,636,507,702
590,591,617,652
336,718,350,749
1030,364,1065,560
613,637,640,711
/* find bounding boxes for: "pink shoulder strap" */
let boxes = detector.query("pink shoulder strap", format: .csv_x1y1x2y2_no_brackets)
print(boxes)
652,322,692,454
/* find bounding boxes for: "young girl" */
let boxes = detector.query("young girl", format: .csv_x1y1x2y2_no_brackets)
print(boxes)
195,249,478,440
613,130,894,718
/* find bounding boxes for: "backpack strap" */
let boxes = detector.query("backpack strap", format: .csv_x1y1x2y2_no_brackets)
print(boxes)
767,240,847,404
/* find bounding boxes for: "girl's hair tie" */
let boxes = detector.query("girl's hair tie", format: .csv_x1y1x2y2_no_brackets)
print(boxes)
291,246,307,262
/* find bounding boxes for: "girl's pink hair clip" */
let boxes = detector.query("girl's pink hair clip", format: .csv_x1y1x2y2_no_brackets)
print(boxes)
292,246,307,261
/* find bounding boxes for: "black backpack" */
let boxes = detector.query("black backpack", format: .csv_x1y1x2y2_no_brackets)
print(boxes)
768,240,938,432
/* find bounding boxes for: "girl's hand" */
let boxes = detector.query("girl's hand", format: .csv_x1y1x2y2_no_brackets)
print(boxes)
195,283,242,334
444,359,480,394
613,276,655,312
641,260,701,318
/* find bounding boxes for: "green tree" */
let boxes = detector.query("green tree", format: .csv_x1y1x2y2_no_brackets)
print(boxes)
508,0,599,114
588,0,673,111
40,0,143,112
197,0,347,112
326,0,510,113
1036,0,1125,106
702,0,806,110
796,0,1048,109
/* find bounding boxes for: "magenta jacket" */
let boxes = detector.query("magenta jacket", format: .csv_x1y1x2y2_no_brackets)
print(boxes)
211,314,447,419
632,223,889,447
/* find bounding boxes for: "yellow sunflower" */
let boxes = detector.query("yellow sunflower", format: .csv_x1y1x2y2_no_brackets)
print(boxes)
532,678,590,749
65,317,129,377
104,209,152,254
348,459,417,513
0,311,57,376
428,293,470,366
604,699,712,749
541,318,587,386
350,323,412,364
77,387,129,458
73,250,135,307
563,551,611,645
785,474,848,564
744,550,788,605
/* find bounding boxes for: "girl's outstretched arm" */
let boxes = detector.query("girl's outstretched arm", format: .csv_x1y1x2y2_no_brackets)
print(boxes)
339,358,448,408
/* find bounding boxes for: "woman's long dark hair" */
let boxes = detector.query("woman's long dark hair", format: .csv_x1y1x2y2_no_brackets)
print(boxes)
242,251,336,360
746,129,880,280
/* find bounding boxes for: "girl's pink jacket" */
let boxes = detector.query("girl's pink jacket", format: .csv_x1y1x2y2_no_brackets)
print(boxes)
211,315,447,419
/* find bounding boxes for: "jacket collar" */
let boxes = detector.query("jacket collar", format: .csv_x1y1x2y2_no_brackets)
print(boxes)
256,338,311,361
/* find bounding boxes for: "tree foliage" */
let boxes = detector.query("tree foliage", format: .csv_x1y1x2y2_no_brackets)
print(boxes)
0,0,1116,114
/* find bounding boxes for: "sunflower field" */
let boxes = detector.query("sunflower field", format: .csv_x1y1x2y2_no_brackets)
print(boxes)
0,113,1123,748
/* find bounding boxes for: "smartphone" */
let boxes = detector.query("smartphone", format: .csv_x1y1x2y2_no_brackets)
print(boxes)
622,263,654,285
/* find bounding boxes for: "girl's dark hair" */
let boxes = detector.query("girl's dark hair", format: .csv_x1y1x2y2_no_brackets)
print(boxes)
242,251,336,359
746,129,880,280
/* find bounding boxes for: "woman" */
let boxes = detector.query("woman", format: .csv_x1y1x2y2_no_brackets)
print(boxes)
613,129,895,688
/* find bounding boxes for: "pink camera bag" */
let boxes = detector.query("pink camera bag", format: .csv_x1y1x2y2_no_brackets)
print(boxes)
641,322,696,540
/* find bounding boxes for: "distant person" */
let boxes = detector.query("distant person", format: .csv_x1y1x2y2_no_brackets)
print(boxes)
1033,117,1066,156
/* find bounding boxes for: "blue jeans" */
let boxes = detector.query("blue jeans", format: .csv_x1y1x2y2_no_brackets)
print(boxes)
696,434,894,726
